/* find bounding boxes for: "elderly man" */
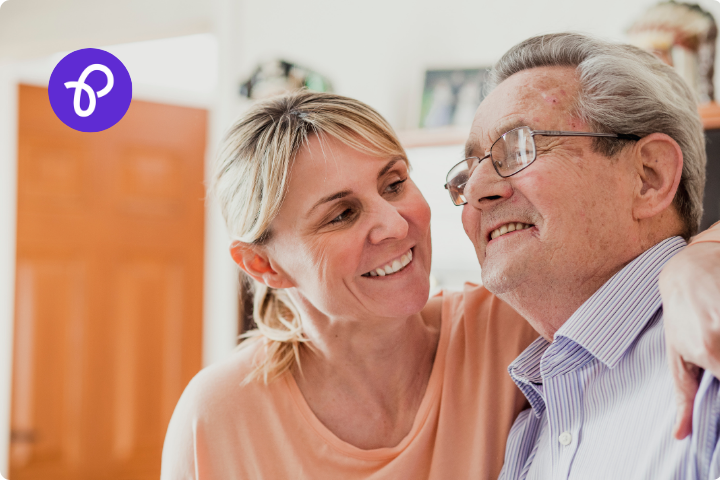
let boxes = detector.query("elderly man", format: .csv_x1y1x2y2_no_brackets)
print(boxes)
448,33,720,478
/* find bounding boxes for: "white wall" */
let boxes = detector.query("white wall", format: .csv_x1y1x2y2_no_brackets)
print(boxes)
202,0,247,367
408,144,483,290
236,0,720,129
0,0,213,60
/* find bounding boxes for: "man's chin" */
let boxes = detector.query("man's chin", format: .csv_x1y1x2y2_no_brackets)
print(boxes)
480,260,523,296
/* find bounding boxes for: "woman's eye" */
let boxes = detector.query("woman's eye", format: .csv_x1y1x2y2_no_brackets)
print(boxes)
328,208,353,225
385,178,407,195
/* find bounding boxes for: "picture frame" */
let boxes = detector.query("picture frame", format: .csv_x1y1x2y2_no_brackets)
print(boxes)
418,67,491,129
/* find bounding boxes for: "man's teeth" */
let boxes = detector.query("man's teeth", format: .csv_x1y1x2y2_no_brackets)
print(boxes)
490,222,532,240
367,249,413,277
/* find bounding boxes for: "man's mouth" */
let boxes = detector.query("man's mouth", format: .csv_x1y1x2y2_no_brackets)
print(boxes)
362,249,413,277
489,222,533,241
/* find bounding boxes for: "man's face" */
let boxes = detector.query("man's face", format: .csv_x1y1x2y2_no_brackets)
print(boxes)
462,66,639,302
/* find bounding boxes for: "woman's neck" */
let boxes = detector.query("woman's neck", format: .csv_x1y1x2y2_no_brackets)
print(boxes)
292,300,442,450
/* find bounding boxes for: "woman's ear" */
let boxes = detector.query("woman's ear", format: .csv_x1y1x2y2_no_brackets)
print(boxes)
229,241,293,289
632,132,684,221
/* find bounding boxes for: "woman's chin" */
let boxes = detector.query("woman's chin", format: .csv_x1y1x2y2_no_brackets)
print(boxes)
360,279,431,318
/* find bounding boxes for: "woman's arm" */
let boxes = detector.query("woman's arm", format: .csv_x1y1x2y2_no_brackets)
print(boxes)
660,221,720,439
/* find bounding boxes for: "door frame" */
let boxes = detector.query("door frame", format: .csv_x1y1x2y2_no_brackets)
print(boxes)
0,61,20,480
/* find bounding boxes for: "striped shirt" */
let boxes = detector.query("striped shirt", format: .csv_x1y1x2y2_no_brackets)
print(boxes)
499,237,720,480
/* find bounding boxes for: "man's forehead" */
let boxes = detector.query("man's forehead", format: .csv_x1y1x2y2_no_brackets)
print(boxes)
465,66,580,155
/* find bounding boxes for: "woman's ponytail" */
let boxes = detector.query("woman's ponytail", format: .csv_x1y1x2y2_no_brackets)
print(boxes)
239,282,307,384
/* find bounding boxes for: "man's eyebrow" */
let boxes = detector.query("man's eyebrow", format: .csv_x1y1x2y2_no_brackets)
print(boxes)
465,138,480,158
307,189,352,217
465,120,528,157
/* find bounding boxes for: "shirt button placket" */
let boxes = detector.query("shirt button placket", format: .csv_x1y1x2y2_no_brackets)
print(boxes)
551,370,582,479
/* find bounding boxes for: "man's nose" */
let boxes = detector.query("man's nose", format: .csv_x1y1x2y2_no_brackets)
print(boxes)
368,201,409,244
464,157,513,208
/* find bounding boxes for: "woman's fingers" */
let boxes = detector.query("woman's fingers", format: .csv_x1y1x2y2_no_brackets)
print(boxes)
659,241,720,439
660,242,720,355
668,343,701,439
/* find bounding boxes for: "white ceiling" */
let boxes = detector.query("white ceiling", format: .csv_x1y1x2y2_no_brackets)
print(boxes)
0,0,214,61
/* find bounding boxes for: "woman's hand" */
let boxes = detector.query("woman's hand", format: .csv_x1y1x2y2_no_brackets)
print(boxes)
660,241,720,440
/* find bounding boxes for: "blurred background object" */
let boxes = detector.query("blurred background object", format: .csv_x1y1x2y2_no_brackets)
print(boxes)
2,0,720,478
627,1,720,231
239,59,332,100
628,1,717,103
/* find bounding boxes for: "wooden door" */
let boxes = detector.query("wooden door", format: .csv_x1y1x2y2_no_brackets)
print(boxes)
11,85,206,480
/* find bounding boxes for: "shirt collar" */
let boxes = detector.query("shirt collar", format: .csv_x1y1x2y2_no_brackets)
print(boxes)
555,236,686,369
508,236,686,416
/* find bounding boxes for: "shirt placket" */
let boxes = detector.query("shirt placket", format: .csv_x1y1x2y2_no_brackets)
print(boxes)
543,369,583,479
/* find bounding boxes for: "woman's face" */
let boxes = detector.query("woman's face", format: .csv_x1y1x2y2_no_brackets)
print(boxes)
265,133,432,321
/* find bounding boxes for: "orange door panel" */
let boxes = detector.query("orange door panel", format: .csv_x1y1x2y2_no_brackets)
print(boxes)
12,85,205,480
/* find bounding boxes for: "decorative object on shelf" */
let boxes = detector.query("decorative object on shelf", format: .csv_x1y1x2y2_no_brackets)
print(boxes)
239,60,333,100
628,1,717,104
419,68,490,128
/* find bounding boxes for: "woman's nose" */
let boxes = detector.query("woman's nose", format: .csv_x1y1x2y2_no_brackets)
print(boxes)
368,201,409,244
464,157,512,208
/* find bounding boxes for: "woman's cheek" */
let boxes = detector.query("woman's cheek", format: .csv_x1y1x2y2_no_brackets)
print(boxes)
324,229,368,275
407,188,432,232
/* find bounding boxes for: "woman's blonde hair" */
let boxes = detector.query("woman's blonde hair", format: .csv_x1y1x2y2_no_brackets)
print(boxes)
211,90,407,383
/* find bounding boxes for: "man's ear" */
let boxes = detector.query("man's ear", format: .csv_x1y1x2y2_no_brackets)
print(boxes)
632,132,684,221
229,241,293,289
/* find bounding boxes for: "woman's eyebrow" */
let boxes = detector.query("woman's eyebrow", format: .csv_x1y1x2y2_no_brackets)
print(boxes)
377,158,402,179
307,189,352,217
305,158,403,218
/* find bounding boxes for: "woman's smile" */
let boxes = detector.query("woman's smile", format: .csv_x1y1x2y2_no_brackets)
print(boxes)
362,247,413,277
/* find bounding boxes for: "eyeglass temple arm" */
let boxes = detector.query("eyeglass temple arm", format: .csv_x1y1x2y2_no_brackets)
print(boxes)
532,130,641,141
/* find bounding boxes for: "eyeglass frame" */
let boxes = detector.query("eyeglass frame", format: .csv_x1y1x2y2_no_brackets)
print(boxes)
444,126,642,206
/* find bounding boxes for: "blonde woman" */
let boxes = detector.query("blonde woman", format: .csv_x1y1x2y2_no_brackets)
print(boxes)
161,91,720,480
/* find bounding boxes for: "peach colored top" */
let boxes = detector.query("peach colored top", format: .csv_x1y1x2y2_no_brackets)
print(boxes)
161,284,539,480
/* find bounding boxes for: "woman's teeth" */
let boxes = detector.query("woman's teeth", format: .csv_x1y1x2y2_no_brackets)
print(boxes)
490,222,532,240
366,249,413,277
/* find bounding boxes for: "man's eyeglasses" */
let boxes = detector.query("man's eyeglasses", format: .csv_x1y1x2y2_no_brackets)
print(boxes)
444,126,641,206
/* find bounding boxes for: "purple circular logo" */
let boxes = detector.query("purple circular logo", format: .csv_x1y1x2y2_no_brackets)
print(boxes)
48,48,132,132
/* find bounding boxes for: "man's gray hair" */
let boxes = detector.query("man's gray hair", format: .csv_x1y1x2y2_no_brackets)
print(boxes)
490,33,706,238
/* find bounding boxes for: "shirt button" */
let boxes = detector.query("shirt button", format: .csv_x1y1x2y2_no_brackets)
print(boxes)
558,432,572,446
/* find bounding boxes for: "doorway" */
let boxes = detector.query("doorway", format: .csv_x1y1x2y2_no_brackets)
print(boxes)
10,85,206,480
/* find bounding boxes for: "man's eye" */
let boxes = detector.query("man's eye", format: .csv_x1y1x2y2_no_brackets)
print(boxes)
385,178,407,195
328,208,353,225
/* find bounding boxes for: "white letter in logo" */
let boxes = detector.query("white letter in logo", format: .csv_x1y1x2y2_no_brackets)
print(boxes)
64,64,114,117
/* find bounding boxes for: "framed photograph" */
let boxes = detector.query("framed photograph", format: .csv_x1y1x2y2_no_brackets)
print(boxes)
419,68,491,128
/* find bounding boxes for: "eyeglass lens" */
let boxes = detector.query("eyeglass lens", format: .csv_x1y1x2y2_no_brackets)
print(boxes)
446,127,537,205
492,127,535,174
446,157,479,205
